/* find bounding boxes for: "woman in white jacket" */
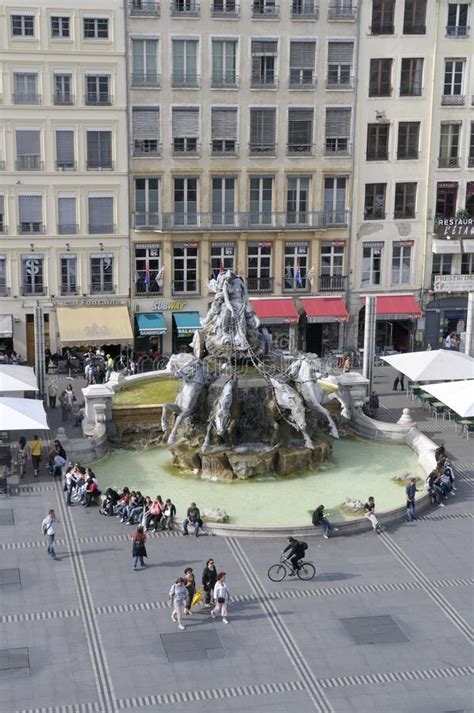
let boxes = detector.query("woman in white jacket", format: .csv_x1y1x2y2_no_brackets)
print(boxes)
211,572,229,624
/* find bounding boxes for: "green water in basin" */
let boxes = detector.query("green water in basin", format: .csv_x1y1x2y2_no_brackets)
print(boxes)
91,439,424,527
113,378,179,406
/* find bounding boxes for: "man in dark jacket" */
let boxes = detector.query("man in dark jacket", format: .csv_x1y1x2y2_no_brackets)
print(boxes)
282,537,307,574
202,558,218,606
183,502,201,537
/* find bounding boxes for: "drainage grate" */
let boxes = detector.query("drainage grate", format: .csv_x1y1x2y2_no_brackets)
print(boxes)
340,615,409,645
0,509,14,526
0,568,21,587
0,648,30,671
160,629,224,663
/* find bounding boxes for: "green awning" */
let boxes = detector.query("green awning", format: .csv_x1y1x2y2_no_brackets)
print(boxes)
173,311,202,335
136,312,167,336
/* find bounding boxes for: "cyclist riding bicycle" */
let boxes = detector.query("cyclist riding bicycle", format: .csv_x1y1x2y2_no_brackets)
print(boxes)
281,536,308,575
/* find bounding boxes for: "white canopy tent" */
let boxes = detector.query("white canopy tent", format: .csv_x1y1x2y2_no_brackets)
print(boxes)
0,397,49,431
0,365,38,394
421,380,474,418
381,350,474,382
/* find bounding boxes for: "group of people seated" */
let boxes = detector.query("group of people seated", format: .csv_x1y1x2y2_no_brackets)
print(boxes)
426,446,457,507
64,463,101,507
99,488,177,531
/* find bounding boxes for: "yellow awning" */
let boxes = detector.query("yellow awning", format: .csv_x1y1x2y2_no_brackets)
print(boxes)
57,306,134,346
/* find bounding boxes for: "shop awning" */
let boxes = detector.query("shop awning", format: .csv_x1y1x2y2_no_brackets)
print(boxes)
463,239,474,254
432,239,462,254
250,298,299,325
173,311,202,335
362,294,422,320
136,312,167,336
57,306,134,346
0,315,13,338
301,297,349,323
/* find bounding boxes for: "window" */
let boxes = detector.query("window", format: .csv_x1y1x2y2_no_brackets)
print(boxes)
466,181,474,216
11,14,34,37
132,107,160,156
288,109,313,155
22,256,44,295
0,197,4,234
172,39,198,87
461,252,474,274
289,40,316,87
366,123,389,160
212,177,236,226
58,195,77,234
172,108,199,155
212,0,238,15
287,177,310,225
446,3,469,36
432,253,452,275
252,0,279,17
173,244,198,294
362,243,383,286
211,108,238,155
16,129,41,171
443,60,465,99
469,123,474,167
324,177,347,225
371,0,395,33
19,195,43,233
0,256,6,294
320,242,345,281
174,177,198,226
88,196,114,234
51,16,70,38
391,243,412,284
325,108,351,154
86,130,112,169
60,255,77,295
251,40,277,87
397,122,420,159
91,255,113,293
436,182,458,217
210,243,235,278
250,109,276,155
212,39,237,87
171,0,199,15
327,42,354,87
250,176,274,225
403,0,427,33
247,242,272,292
54,74,73,104
85,75,111,105
13,73,39,104
83,17,109,40
364,183,386,219
292,0,318,17
135,177,159,228
284,242,308,290
439,123,461,168
369,59,392,97
394,182,417,218
56,130,75,170
135,245,161,295
400,58,423,96
132,39,159,87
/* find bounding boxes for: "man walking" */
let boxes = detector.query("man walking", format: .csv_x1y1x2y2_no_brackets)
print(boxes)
48,380,58,409
105,354,114,382
42,509,58,559
392,372,405,391
405,478,420,522
169,577,187,630
183,502,201,537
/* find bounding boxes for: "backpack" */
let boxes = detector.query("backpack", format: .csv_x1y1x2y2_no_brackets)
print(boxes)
300,541,308,551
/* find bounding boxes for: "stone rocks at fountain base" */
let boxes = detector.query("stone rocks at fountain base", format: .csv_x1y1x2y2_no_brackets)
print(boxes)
341,497,365,514
202,507,229,523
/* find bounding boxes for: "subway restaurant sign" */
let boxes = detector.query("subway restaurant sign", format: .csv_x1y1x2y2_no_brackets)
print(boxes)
435,217,474,238
151,301,187,311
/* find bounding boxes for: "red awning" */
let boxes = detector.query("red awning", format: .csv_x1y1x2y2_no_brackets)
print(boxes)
301,297,349,323
362,294,422,319
250,298,299,324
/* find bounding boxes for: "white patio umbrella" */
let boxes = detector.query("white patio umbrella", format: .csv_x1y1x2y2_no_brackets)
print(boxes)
381,350,474,382
0,365,38,393
421,380,474,418
0,397,49,431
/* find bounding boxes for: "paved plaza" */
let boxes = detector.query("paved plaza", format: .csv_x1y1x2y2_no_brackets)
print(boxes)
0,367,473,713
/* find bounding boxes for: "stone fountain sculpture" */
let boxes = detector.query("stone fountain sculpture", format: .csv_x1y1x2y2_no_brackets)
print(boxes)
161,270,346,480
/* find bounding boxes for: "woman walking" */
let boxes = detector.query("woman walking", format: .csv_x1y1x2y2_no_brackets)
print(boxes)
131,526,148,570
202,558,218,607
184,567,196,615
169,577,187,630
16,436,28,478
211,572,229,624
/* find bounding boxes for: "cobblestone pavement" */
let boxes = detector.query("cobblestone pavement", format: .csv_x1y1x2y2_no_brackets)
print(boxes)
0,366,472,713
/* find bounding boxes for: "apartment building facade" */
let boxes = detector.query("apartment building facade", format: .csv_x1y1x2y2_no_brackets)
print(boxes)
0,0,131,361
128,0,358,357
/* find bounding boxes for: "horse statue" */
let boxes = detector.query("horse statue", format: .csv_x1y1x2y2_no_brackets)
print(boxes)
161,355,214,446
269,377,314,449
202,376,236,453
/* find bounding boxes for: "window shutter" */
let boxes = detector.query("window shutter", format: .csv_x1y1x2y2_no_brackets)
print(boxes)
288,109,313,144
325,108,351,138
251,40,277,55
132,39,144,74
58,196,76,225
328,41,354,64
87,130,112,166
19,195,42,222
16,129,40,156
146,40,157,74
172,108,199,138
56,130,74,163
89,197,113,228
132,107,160,139
250,109,276,144
211,108,237,139
290,41,316,68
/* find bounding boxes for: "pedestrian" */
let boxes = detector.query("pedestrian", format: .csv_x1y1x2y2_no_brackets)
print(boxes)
59,391,70,422
65,384,76,409
363,496,384,533
42,509,58,559
45,348,51,374
169,577,187,630
342,352,351,373
435,445,446,463
368,391,380,418
64,466,77,506
184,567,196,615
48,379,58,408
30,434,43,477
405,478,420,522
105,354,114,382
183,501,201,537
161,498,176,530
312,505,339,539
202,558,218,607
211,572,229,624
392,372,405,391
16,436,28,478
131,526,148,570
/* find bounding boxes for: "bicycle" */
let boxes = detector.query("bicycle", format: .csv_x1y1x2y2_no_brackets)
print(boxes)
267,555,316,582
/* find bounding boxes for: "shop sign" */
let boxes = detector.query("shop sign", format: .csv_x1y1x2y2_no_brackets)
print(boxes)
433,274,474,293
435,217,474,238
52,297,127,307
394,240,415,247
151,301,187,311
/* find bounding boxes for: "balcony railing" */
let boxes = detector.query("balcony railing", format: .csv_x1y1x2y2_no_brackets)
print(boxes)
370,23,394,34
210,140,239,156
326,76,354,89
132,141,162,157
251,73,277,88
90,283,116,295
364,210,386,221
56,160,76,171
287,142,314,156
134,213,161,229
155,210,350,231
85,94,112,106
247,277,274,293
438,156,460,168
88,224,116,234
249,142,277,156
22,285,45,297
171,74,200,88
468,156,474,168
403,23,426,34
252,2,279,18
291,2,318,18
172,141,200,157
171,280,200,296
446,25,470,37
170,1,199,16
18,223,45,234
211,1,239,17
441,94,465,105
130,1,160,15
135,280,163,295
0,285,10,297
366,149,389,161
319,274,347,291
131,73,161,87
289,73,316,89
282,276,311,292
60,286,79,296
13,93,41,105
15,156,43,170
369,84,392,97
87,161,114,171
394,210,416,220
58,224,78,235
0,224,8,235
397,149,419,160
53,94,74,105
325,141,351,156
211,72,239,88
328,3,356,20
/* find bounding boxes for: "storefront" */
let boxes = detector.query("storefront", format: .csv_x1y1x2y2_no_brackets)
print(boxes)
359,294,421,353
172,311,203,353
425,284,474,349
300,297,348,355
250,298,300,352
135,312,166,358
56,304,134,354
0,315,14,360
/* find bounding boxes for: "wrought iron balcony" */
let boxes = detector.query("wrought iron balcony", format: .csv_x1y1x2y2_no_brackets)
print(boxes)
85,93,112,106
252,2,279,18
210,140,239,156
135,280,163,296
445,25,470,37
170,1,199,17
172,141,200,157
0,224,7,235
16,156,43,170
58,224,78,235
0,285,10,297
251,73,277,88
319,274,347,291
132,141,161,157
171,279,200,296
324,141,351,156
53,93,74,105
131,73,161,87
441,94,465,105
249,142,277,156
366,149,389,161
211,1,239,17
134,213,161,230
370,23,395,34
397,149,419,160
172,73,200,88
156,211,350,231
403,22,426,34
87,161,114,171
282,275,310,292
468,156,474,168
438,156,460,168
394,209,416,220
326,75,354,89
18,223,45,234
90,283,116,295
287,142,314,156
246,277,274,293
289,72,316,89
22,284,45,297
211,72,239,88
13,93,41,105
88,224,116,235
60,285,79,296
328,3,356,20
130,1,160,15
291,1,318,19
56,160,76,171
